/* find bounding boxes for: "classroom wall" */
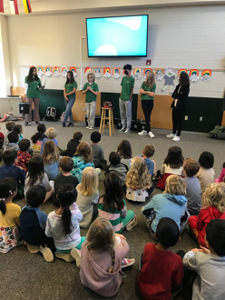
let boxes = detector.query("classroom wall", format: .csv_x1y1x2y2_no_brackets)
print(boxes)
6,5,225,98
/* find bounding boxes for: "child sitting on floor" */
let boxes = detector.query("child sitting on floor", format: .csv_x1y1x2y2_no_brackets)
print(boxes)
0,178,22,253
76,167,99,228
183,219,225,300
45,183,85,264
79,218,135,297
31,124,47,152
216,162,225,183
15,139,31,172
143,175,188,237
117,139,132,169
24,155,54,202
142,144,156,176
19,185,54,262
183,158,201,216
5,131,19,151
108,151,128,186
137,217,184,300
42,140,61,180
188,182,225,248
3,121,15,149
157,146,184,191
98,172,137,233
54,156,79,207
61,131,83,157
40,127,58,154
196,151,215,194
126,156,152,202
13,124,24,142
90,131,108,171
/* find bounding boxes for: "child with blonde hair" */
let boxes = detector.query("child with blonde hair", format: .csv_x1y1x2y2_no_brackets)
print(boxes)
42,140,61,180
40,127,58,154
76,167,99,228
79,217,135,297
188,182,225,248
143,175,188,236
126,156,152,202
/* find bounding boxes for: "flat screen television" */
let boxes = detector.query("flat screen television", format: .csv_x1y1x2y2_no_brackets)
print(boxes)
86,15,148,57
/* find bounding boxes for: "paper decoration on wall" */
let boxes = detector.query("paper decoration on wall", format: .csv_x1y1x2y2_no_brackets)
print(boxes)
94,67,101,79
162,67,175,94
45,66,52,77
23,0,32,14
122,69,126,77
53,66,60,77
133,68,142,80
103,67,111,79
61,66,68,77
84,67,92,76
37,66,44,78
189,69,199,82
155,68,164,81
201,69,212,82
0,0,4,13
10,0,19,15
29,65,35,69
177,69,187,78
112,68,121,79
143,68,152,79
70,66,77,78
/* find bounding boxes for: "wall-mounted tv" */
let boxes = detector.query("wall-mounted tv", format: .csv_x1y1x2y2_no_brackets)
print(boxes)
86,15,148,58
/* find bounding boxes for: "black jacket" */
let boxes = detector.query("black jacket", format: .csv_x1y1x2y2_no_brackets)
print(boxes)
67,139,80,157
171,84,190,110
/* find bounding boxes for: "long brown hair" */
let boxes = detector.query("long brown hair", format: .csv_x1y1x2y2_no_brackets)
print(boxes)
179,72,190,87
42,140,59,164
75,142,93,163
144,71,155,88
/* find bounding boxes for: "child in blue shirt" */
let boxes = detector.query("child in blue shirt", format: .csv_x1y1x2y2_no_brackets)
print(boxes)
40,127,58,154
142,144,156,195
13,124,24,142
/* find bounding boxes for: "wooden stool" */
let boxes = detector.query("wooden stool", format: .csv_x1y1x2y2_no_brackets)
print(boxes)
99,107,114,136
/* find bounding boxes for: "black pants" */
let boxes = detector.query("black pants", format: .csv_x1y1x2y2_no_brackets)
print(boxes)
172,107,184,137
141,100,154,133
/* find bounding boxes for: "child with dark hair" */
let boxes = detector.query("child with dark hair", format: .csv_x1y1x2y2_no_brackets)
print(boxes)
117,140,132,169
45,183,85,264
183,158,201,215
19,185,54,262
13,124,24,142
3,121,15,149
183,219,225,300
98,172,137,233
0,178,22,253
137,217,184,300
61,131,83,157
157,146,184,190
142,144,156,176
0,150,26,186
196,151,215,194
108,151,128,186
31,124,47,152
15,139,31,172
5,131,19,151
90,131,107,170
54,156,79,207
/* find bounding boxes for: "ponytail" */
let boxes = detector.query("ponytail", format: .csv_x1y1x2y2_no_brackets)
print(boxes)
0,177,17,215
31,132,41,144
62,206,72,236
0,199,6,215
108,245,116,273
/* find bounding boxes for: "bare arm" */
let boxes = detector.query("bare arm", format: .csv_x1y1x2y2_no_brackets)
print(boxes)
66,88,76,96
89,89,99,96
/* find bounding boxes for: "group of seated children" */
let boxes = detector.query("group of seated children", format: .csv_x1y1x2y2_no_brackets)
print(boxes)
1,121,225,299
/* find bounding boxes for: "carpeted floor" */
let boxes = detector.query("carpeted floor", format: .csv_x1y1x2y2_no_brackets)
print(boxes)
0,120,224,300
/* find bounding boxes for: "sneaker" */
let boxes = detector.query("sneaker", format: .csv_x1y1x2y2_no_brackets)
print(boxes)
86,126,90,129
124,128,131,134
166,133,176,138
126,216,137,231
121,258,135,269
36,121,40,125
25,122,28,126
55,251,75,263
89,126,94,130
62,123,66,127
118,127,126,133
71,248,81,268
39,245,54,263
26,243,39,254
148,131,155,138
138,130,147,136
172,136,180,142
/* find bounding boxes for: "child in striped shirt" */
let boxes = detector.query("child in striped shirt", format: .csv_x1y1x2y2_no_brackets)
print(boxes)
98,172,137,233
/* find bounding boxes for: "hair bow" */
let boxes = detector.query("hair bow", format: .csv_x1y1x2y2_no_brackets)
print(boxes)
0,198,5,201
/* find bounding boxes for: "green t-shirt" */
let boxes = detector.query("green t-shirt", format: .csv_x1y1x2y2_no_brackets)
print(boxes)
25,76,42,98
141,82,156,100
64,81,78,99
120,76,135,101
82,82,99,103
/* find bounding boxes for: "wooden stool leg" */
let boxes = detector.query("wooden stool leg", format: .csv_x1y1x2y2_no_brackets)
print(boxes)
109,109,111,136
102,109,105,134
111,111,114,134
99,110,103,133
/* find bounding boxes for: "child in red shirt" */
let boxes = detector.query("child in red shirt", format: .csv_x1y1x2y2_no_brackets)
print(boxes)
188,182,225,248
137,217,184,300
16,139,31,172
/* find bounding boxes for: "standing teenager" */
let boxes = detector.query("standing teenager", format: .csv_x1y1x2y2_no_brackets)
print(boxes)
118,64,135,134
167,72,190,142
24,67,45,126
63,71,77,128
138,71,156,138
82,73,99,130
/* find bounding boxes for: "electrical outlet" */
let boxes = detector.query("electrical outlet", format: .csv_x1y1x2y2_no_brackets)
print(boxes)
200,116,203,121
185,115,188,120
83,107,86,112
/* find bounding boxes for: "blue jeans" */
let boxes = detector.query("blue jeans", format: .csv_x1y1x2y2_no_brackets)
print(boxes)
64,97,75,122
